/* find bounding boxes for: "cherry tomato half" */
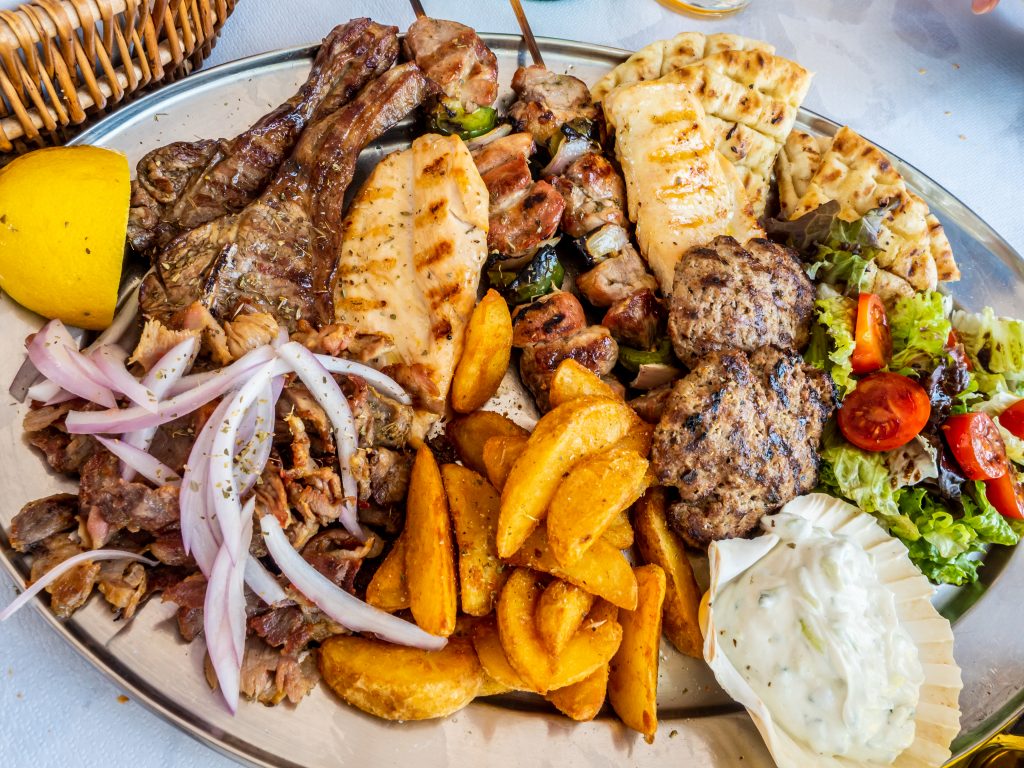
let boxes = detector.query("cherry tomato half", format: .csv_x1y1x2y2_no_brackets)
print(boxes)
850,293,892,375
985,469,1024,520
941,412,1008,481
838,372,931,451
998,399,1024,440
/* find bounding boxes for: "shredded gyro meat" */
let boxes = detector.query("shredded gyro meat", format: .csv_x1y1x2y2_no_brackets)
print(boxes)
10,494,78,552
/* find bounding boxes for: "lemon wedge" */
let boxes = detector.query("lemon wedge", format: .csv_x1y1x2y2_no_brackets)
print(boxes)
0,146,129,330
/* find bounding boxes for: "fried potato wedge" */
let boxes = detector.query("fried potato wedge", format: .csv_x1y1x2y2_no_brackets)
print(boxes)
482,433,528,492
479,675,514,697
614,420,654,458
452,289,513,413
447,410,529,475
548,359,621,408
603,511,635,550
633,488,703,658
546,664,609,722
497,568,555,693
498,396,636,558
507,528,638,610
608,564,667,743
536,579,595,657
366,537,410,612
405,446,457,637
319,635,482,721
550,600,622,690
441,463,506,617
548,447,650,565
473,618,531,692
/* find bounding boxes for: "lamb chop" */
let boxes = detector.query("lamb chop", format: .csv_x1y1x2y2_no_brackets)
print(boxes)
140,63,436,330
128,19,399,255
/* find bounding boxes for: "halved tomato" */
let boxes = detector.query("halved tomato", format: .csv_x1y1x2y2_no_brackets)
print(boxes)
985,470,1024,520
998,399,1024,440
837,372,931,451
850,293,891,375
941,412,1008,481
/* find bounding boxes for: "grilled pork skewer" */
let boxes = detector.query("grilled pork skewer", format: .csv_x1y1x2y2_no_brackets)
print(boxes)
140,64,437,330
128,19,399,256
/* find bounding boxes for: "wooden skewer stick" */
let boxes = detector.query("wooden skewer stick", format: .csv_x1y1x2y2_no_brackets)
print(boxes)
508,0,545,67
408,0,426,19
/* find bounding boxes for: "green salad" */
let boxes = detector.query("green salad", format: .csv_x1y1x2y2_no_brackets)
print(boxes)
771,203,1024,585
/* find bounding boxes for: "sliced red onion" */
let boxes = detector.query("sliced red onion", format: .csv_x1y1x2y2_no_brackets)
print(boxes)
541,137,596,177
180,397,234,568
95,436,179,486
209,361,279,562
121,336,200,481
276,342,363,540
314,355,411,405
464,122,512,150
204,542,241,713
27,320,117,408
229,503,255,661
0,550,156,622
244,556,287,606
90,286,140,350
260,514,445,650
90,345,158,412
65,345,276,435
235,379,281,497
26,378,62,404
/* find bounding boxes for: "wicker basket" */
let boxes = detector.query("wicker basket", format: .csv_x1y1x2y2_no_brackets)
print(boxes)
0,0,236,161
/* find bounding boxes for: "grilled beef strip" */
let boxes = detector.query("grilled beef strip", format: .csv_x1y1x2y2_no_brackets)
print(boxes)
128,20,399,255
140,62,437,330
402,17,498,112
652,346,836,547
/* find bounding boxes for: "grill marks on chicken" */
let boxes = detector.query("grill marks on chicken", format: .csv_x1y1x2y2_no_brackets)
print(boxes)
652,347,835,547
402,17,498,112
667,236,814,368
471,133,564,259
334,132,489,423
141,63,436,330
128,20,399,255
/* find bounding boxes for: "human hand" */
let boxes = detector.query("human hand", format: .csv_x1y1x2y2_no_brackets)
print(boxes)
972,0,1000,13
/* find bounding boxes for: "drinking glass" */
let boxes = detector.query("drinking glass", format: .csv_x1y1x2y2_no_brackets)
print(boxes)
657,0,751,16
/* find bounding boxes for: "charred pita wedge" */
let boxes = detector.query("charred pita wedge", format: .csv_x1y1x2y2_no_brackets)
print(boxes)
603,78,763,294
662,50,812,216
786,126,959,291
591,31,774,103
775,130,830,220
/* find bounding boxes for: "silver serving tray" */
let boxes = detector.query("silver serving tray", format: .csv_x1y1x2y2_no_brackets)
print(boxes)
1,34,1022,768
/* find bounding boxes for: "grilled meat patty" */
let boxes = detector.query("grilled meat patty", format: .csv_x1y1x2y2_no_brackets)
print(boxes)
651,345,836,547
128,20,398,255
668,236,814,368
140,63,435,330
402,16,498,112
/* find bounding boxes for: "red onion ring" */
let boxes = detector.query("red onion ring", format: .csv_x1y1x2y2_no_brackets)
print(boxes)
26,320,117,408
95,436,179,486
90,345,158,412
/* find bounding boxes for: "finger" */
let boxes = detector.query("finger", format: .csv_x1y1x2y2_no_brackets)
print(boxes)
972,0,999,13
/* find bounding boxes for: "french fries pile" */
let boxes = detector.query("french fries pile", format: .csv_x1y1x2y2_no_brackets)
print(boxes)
318,294,704,742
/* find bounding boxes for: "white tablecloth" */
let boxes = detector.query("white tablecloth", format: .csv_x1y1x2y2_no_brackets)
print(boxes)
2,1,1022,766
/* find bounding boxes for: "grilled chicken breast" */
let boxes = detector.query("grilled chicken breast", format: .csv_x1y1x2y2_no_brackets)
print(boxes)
602,79,763,294
334,133,489,431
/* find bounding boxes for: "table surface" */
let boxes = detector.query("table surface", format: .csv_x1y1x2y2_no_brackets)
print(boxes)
2,1,1023,766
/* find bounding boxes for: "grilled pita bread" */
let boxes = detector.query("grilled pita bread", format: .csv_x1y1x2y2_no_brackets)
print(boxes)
603,78,763,294
591,31,774,103
775,129,830,219
787,126,959,291
662,50,812,216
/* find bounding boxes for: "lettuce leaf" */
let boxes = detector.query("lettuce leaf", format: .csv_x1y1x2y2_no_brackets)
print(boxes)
810,286,857,394
818,429,1019,585
889,291,952,374
952,306,1024,393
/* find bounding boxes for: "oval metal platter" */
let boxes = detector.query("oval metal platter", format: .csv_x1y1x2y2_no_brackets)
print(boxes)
2,33,1023,768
